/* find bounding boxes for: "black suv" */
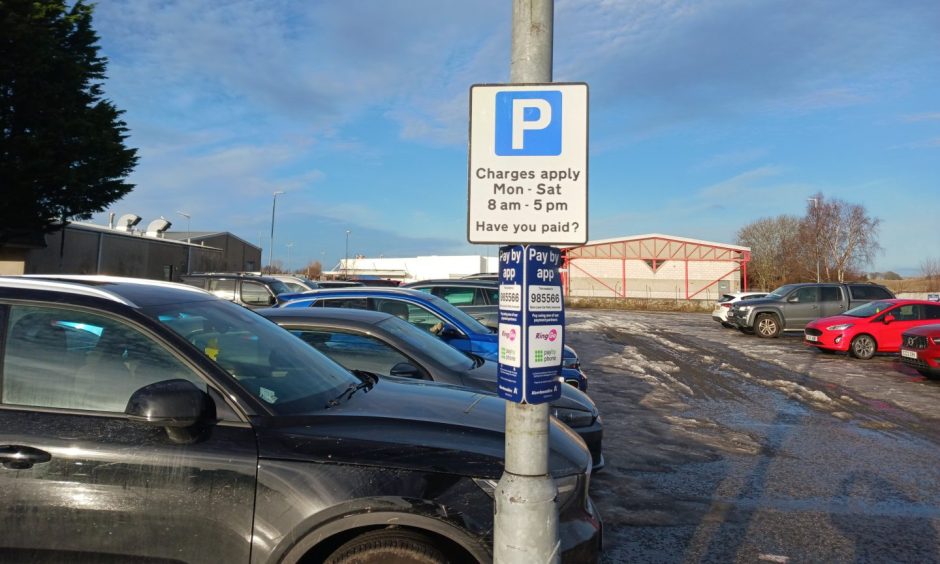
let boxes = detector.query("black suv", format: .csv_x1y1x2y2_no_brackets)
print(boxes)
0,275,601,563
180,272,291,308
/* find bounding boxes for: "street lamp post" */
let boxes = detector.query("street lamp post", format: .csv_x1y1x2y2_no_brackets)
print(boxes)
344,230,351,280
176,211,191,243
808,197,820,283
270,191,285,272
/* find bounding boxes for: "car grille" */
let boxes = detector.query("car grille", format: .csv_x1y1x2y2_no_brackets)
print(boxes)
805,328,823,337
902,334,928,350
902,356,930,370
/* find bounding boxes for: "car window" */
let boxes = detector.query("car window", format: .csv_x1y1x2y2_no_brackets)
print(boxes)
268,281,291,295
894,305,921,321
208,279,236,300
376,316,475,372
437,287,476,306
288,327,426,379
768,285,797,299
314,297,370,309
718,294,736,303
741,294,767,301
820,287,842,302
2,304,207,413
845,300,894,318
282,281,308,293
482,287,500,304
790,287,817,303
373,298,450,335
927,305,940,320
850,285,893,300
420,293,493,335
241,281,274,307
146,299,360,414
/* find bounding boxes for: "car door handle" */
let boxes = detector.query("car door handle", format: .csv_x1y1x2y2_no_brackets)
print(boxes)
0,445,52,470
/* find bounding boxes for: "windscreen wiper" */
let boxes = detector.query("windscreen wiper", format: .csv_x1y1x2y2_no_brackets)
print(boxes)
324,380,372,408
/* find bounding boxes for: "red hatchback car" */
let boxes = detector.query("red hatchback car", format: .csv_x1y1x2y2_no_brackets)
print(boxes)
803,299,940,359
900,324,940,378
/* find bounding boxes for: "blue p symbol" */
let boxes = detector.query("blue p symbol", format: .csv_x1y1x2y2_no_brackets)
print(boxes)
495,91,562,156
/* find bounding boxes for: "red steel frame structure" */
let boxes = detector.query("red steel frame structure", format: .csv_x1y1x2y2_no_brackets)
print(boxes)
561,234,751,300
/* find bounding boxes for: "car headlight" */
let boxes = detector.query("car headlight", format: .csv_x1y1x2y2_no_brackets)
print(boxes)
473,474,584,510
826,323,854,331
472,478,498,498
552,407,595,428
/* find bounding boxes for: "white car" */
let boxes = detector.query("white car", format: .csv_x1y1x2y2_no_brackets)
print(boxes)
712,292,768,327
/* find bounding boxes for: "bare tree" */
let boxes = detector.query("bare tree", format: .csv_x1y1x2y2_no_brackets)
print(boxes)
802,193,881,282
736,215,802,290
922,257,940,291
303,260,323,280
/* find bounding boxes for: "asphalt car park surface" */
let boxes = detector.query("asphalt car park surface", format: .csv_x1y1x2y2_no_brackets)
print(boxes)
567,308,940,563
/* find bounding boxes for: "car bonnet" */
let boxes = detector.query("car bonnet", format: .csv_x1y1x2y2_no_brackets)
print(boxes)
253,376,590,479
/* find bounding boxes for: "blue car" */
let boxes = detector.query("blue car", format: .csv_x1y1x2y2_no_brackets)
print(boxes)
278,287,588,391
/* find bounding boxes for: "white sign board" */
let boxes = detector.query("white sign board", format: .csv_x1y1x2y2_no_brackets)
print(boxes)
468,83,588,245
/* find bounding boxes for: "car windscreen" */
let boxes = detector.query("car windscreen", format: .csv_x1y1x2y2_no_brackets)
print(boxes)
844,301,894,318
142,299,360,414
767,285,797,299
718,294,736,302
376,316,475,371
422,293,493,334
269,280,292,295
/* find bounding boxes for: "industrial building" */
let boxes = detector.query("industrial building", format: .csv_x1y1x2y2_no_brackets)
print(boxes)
2,215,260,280
335,234,750,302
563,234,750,301
333,255,499,283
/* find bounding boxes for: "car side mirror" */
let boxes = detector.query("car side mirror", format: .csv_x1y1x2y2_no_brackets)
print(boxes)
439,324,462,339
126,379,215,442
884,314,895,324
389,362,421,378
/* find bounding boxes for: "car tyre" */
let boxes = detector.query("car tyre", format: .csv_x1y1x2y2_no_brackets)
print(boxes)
325,529,449,564
849,335,876,360
755,314,781,338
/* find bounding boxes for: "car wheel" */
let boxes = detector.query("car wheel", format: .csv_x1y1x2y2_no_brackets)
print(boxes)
325,529,448,564
849,335,876,360
755,314,781,338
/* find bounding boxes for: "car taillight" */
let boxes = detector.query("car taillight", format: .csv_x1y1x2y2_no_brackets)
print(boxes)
721,303,731,308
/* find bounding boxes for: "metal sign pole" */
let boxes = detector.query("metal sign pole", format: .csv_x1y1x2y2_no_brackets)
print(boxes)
494,2,559,563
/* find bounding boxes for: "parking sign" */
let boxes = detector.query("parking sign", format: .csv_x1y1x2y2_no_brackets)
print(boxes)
468,83,588,245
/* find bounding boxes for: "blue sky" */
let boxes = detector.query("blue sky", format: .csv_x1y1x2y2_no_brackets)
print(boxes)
90,0,940,275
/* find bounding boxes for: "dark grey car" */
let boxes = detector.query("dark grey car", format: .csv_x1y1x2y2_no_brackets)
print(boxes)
0,276,601,563
259,307,604,471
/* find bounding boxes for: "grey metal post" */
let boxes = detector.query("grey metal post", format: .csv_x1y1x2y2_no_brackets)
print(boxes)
270,191,284,272
494,1,559,563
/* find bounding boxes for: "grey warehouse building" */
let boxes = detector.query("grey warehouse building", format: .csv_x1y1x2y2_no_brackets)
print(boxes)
1,218,260,281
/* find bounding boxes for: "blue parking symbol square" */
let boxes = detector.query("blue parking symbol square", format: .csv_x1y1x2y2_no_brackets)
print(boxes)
495,91,562,156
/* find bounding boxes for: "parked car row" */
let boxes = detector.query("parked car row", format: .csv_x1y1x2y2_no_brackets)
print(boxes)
0,275,602,562
716,282,940,379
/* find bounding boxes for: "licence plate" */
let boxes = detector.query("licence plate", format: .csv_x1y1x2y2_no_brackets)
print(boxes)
805,335,818,342
901,349,918,359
